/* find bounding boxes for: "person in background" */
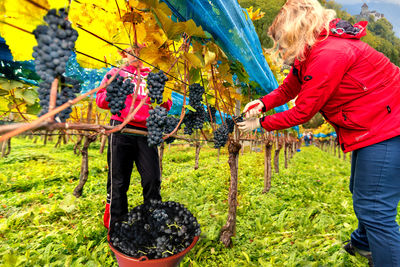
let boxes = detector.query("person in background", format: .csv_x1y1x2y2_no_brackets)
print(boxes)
238,0,400,266
96,45,172,229
304,132,310,146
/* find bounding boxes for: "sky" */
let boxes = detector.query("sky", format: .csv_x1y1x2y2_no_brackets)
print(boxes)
332,0,400,37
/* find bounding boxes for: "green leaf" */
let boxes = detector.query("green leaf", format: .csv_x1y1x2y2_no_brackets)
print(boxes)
184,104,197,112
189,68,201,84
14,88,24,100
22,89,38,105
26,102,41,115
242,251,250,263
0,88,9,96
0,79,24,91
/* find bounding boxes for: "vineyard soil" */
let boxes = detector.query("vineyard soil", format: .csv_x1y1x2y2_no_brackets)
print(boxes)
1,138,398,266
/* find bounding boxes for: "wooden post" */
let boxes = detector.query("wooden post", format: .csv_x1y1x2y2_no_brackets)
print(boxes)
73,134,97,197
263,133,273,194
99,134,107,154
74,134,83,155
274,131,283,174
284,133,289,169
220,140,241,247
1,138,11,157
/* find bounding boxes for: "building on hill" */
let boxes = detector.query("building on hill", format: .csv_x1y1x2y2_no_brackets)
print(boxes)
356,3,385,21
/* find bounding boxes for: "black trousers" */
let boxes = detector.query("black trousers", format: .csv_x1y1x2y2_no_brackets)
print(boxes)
106,120,161,226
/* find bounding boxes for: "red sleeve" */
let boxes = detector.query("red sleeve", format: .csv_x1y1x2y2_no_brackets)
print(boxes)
260,53,349,131
260,68,301,112
95,69,115,110
160,98,173,112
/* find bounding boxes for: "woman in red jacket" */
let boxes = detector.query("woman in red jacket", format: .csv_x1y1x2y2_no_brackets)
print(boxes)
238,0,400,266
96,45,172,229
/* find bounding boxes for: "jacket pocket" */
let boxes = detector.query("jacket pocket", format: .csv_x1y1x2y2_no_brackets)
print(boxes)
347,74,368,92
340,109,369,130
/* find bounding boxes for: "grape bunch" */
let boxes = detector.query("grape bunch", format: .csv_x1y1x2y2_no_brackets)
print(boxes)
32,8,78,84
205,106,216,123
146,106,167,146
213,115,243,148
37,75,81,122
183,108,207,135
105,74,135,116
183,83,207,135
163,116,181,144
213,124,230,148
109,200,201,259
147,70,168,104
188,83,204,108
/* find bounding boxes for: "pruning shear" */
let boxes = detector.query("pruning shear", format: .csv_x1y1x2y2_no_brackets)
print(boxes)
240,102,262,118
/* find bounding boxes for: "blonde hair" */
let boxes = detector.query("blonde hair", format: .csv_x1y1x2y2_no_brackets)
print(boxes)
268,0,336,64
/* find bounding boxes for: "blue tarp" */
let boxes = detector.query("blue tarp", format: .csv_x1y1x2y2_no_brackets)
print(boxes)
161,0,288,114
310,132,337,138
0,36,13,61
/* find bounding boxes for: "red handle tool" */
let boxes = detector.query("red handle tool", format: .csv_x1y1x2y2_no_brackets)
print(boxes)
241,102,261,117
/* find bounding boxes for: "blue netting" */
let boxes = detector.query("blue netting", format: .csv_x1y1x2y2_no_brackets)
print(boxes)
161,0,288,114
313,132,337,138
0,36,13,61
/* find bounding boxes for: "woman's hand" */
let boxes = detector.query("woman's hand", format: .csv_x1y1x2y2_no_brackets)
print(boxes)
238,118,261,133
242,100,264,118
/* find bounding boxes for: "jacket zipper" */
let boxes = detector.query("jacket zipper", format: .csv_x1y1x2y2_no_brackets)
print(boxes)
347,74,368,91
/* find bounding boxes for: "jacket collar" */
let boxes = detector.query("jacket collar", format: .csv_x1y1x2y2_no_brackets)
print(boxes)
321,18,368,39
293,19,368,67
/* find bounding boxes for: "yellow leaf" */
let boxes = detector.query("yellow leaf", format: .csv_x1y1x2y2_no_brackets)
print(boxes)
184,20,209,39
152,8,184,40
204,51,216,66
246,6,265,21
140,46,161,64
183,52,203,68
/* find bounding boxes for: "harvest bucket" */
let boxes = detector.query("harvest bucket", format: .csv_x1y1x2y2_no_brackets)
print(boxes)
108,235,199,267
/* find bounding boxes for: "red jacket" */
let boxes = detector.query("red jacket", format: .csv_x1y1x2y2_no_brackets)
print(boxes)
96,66,172,129
260,19,400,152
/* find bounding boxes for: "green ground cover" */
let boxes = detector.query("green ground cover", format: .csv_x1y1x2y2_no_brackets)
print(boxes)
0,137,383,266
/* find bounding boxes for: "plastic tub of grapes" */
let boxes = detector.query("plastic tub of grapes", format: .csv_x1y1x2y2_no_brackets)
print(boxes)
108,200,201,267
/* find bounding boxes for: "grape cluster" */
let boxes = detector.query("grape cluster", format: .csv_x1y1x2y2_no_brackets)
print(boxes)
146,106,167,146
213,124,230,148
109,200,201,259
213,116,243,148
147,70,168,104
188,83,204,108
37,76,81,122
206,106,216,123
32,8,78,84
183,108,207,135
163,116,181,144
105,74,135,116
184,83,206,135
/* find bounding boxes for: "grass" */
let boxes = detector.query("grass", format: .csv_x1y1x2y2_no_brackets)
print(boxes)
0,136,384,266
